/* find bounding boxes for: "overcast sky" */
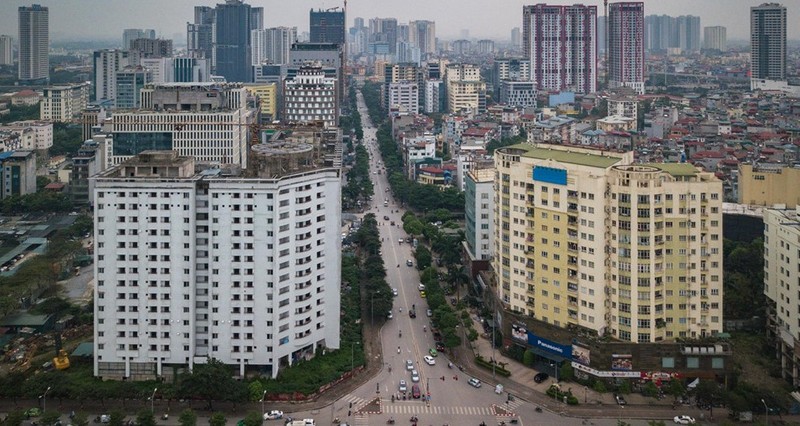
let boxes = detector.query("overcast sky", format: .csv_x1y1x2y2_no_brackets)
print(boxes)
1,0,797,43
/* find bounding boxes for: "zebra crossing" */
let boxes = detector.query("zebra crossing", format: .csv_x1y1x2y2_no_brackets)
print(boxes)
500,398,524,412
382,403,494,416
341,393,369,410
350,413,370,426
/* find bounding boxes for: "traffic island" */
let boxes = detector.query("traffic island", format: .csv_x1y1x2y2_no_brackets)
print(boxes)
355,397,381,415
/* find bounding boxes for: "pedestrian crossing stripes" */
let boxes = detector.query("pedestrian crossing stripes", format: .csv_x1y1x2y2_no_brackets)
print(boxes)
502,398,524,411
341,393,368,409
382,404,494,416
350,413,370,426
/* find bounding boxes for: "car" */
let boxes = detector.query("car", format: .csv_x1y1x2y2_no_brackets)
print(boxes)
398,380,408,392
614,394,627,406
406,359,414,370
533,372,549,383
411,369,420,382
435,342,445,351
418,283,426,291
468,378,482,388
406,259,413,267
263,410,284,420
411,384,421,399
398,238,403,244
673,416,696,425
423,355,436,365
387,311,393,319
420,291,426,298
428,348,438,357
409,310,416,318
392,288,398,296
383,215,390,220
426,309,432,317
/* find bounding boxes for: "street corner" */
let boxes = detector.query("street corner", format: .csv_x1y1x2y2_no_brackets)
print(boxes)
355,397,382,415
491,403,516,417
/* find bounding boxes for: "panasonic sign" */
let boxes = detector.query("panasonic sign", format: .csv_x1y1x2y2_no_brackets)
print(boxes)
527,332,572,359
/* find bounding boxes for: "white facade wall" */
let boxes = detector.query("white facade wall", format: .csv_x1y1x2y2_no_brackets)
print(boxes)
388,81,419,114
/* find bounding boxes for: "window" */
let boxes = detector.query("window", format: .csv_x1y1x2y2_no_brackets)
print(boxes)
686,357,699,368
711,357,724,369
662,357,675,368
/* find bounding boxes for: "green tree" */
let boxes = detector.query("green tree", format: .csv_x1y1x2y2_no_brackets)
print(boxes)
248,381,265,402
522,350,535,367
72,412,90,426
108,410,125,426
642,381,659,397
179,359,241,410
665,379,685,397
559,362,574,382
177,409,197,426
208,413,226,426
414,245,432,270
40,411,61,426
646,421,666,426
241,412,262,426
135,409,156,426
3,410,25,426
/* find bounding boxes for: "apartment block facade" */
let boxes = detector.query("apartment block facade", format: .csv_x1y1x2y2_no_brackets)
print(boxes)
93,139,342,380
608,2,645,94
492,144,723,342
40,83,90,123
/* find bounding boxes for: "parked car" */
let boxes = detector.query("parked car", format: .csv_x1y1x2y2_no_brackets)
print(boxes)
614,394,627,406
409,310,416,318
411,369,420,382
468,378,482,388
398,380,408,392
426,309,432,317
534,372,549,383
386,311,393,319
428,348,438,357
420,291,426,298
406,359,414,370
392,288,398,296
435,342,445,352
673,415,696,425
411,384,421,399
406,259,413,267
418,283,426,291
423,355,436,365
263,411,283,420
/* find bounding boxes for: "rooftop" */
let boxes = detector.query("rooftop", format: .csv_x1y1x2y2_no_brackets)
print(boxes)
643,163,699,177
507,143,624,168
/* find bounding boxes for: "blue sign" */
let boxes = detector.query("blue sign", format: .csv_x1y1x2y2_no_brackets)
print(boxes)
528,332,572,358
533,166,567,185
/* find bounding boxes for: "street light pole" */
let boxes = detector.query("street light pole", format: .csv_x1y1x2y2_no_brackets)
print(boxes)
261,390,267,417
762,399,769,426
149,388,158,414
491,310,496,379
40,386,51,413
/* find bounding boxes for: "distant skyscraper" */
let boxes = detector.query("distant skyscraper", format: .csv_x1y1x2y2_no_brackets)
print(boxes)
353,17,365,31
409,21,436,60
750,3,786,83
251,29,267,65
523,4,597,94
597,16,606,53
214,0,256,82
114,66,150,109
608,2,645,94
187,6,214,60
677,15,701,53
0,36,13,66
369,18,398,55
510,28,521,50
310,8,346,45
645,15,700,53
18,4,49,83
703,26,727,52
122,29,155,50
131,38,173,58
265,27,297,65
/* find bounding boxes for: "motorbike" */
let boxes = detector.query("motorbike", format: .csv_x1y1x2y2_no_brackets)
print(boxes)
423,326,427,332
399,330,402,337
387,418,395,424
448,362,453,369
535,407,543,413
409,416,418,422
333,418,340,424
397,346,401,353
397,264,400,268
510,420,519,424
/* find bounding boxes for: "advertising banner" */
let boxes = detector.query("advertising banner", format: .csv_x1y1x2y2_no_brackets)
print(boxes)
572,344,591,365
528,332,572,359
511,323,527,342
571,362,641,378
611,354,633,371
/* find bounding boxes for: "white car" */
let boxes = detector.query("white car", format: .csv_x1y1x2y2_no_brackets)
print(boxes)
468,377,482,388
398,379,408,392
392,288,398,296
418,283,425,291
411,369,420,382
263,410,283,420
673,416,696,425
406,359,414,370
423,355,436,365
387,311,393,319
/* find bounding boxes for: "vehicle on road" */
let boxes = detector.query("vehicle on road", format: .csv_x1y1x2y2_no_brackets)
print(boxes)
406,359,414,370
468,377,482,388
392,288,398,296
533,372,549,383
411,369,420,382
420,291,426,298
673,416,695,425
383,215,389,220
435,342,445,352
423,355,436,365
411,384,421,398
426,309,432,317
409,309,416,318
614,393,627,406
418,283,425,291
398,238,403,244
263,410,283,420
406,259,413,267
428,348,438,357
398,380,408,392
387,311,393,319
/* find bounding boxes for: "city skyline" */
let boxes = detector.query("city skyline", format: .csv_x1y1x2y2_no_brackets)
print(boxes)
0,0,798,43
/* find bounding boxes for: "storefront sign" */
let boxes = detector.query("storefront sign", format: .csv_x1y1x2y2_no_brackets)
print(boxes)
571,362,641,378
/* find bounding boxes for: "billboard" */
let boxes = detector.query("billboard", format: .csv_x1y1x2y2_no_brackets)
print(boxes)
511,323,527,342
529,333,572,359
572,344,591,365
611,354,633,371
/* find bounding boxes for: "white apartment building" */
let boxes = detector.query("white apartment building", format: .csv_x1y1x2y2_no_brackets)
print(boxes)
499,81,537,109
493,144,723,342
106,83,254,168
764,207,800,386
93,140,342,380
93,49,130,102
607,95,639,120
40,83,90,123
424,80,443,114
283,65,337,128
0,121,52,150
388,81,419,114
265,27,297,65
465,166,495,262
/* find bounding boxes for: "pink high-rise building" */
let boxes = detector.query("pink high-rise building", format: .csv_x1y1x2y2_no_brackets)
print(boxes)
523,4,597,94
608,2,645,94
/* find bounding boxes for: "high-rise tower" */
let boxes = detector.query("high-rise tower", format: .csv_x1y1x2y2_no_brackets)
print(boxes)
18,4,49,83
608,2,645,94
310,8,346,45
187,6,214,60
750,3,786,86
523,4,597,94
214,0,256,82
